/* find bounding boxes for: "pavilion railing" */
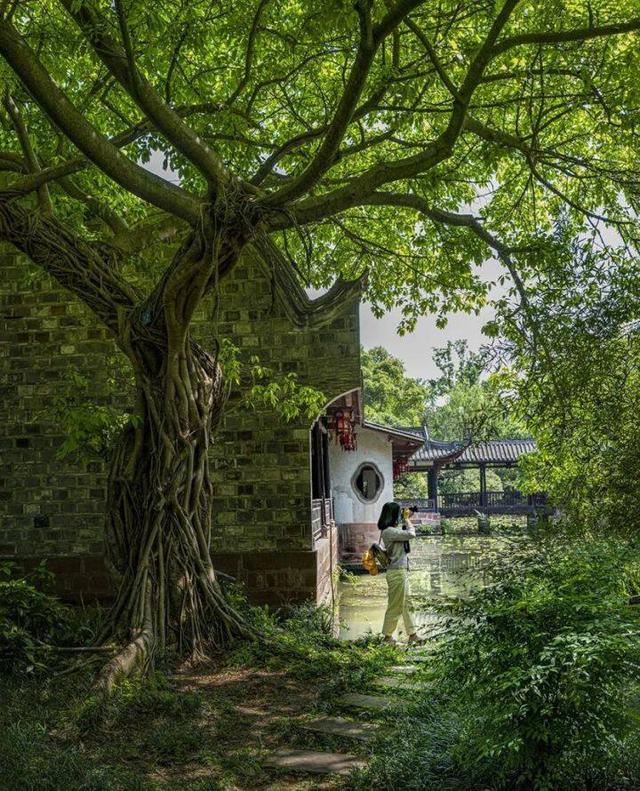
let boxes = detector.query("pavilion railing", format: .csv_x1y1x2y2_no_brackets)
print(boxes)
398,498,437,512
399,492,548,515
441,490,547,513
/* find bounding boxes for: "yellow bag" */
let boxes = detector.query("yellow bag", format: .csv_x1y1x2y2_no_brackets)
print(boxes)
362,547,379,576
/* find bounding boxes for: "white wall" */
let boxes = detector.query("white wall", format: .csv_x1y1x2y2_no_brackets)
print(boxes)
329,427,394,524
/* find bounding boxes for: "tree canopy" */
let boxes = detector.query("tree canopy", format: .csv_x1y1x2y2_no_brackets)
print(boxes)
1,1,639,324
362,341,523,440
361,345,429,425
362,342,525,494
498,239,640,532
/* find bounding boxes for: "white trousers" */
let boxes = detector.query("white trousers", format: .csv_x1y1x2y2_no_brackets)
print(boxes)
382,568,416,637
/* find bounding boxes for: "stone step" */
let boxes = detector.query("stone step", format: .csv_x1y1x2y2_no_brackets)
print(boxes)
390,664,418,674
337,692,407,713
406,654,428,663
375,675,426,691
301,715,381,742
263,748,367,775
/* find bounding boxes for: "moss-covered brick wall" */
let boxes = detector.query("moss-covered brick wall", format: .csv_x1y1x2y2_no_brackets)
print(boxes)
0,245,361,604
208,248,361,555
0,251,115,579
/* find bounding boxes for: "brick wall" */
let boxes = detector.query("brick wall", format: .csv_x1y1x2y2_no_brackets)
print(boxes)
207,248,361,555
0,246,361,604
0,252,116,564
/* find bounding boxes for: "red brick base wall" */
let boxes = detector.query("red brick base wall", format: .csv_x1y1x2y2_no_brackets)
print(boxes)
4,536,339,609
6,555,113,602
339,513,442,565
338,522,379,565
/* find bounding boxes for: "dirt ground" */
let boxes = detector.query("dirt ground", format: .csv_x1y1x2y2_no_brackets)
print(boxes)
1,655,373,791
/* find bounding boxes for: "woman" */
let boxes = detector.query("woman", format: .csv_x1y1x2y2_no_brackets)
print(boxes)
378,501,421,645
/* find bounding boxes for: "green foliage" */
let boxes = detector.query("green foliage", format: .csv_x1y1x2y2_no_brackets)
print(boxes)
362,341,524,442
220,338,326,422
0,671,197,790
434,535,640,788
38,364,136,462
423,340,526,442
498,239,640,532
354,534,640,790
362,342,525,497
0,563,70,675
0,711,143,791
224,582,402,690
393,472,428,499
361,346,430,426
56,405,135,460
76,672,203,745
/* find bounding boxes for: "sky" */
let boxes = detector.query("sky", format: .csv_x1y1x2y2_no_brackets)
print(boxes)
359,259,503,381
360,302,490,381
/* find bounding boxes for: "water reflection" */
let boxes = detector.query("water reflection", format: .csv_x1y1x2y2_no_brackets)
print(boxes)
338,534,513,641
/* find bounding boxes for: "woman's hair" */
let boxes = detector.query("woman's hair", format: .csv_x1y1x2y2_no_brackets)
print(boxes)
378,501,401,529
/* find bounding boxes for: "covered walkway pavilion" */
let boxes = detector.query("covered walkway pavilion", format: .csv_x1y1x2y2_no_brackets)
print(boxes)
398,431,549,516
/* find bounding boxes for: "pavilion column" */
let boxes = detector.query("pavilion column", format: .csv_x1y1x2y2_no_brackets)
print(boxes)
479,463,487,508
427,466,439,511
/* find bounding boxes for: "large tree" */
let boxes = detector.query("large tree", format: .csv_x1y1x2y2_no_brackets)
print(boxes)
0,0,639,680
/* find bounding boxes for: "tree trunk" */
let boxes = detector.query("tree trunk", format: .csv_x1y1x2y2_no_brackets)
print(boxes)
99,328,251,691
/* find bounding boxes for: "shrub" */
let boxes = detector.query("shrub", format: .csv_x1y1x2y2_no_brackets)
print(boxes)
353,533,640,790
434,535,640,788
0,563,70,675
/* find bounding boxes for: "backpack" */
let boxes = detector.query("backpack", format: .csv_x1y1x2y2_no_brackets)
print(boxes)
362,540,390,575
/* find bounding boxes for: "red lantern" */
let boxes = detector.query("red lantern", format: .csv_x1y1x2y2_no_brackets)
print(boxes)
393,457,411,480
330,408,358,451
340,427,357,451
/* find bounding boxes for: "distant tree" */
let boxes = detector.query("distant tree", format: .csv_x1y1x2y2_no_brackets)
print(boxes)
424,340,526,442
362,342,524,495
361,346,429,426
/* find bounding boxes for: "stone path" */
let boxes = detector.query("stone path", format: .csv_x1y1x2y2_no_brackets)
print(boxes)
301,715,381,742
375,674,426,691
337,691,407,712
262,650,426,779
390,664,417,674
263,748,367,775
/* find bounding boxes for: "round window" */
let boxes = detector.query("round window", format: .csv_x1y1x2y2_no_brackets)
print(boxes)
352,463,383,503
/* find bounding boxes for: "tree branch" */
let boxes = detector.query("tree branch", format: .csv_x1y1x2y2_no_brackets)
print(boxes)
358,191,517,257
358,190,567,395
262,0,425,206
57,174,131,237
2,158,88,198
249,81,389,186
492,17,640,58
2,92,53,215
226,0,273,105
400,14,460,101
0,21,201,222
0,198,138,331
263,1,520,225
60,0,228,192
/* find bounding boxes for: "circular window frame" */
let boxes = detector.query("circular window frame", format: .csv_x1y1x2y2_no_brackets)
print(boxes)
351,461,385,504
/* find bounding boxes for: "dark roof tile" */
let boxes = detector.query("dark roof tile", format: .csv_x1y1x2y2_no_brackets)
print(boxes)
408,437,536,466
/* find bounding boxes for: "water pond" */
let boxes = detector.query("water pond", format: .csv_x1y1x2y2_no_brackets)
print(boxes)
337,533,519,641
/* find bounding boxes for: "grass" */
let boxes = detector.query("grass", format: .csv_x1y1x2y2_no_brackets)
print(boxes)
0,606,403,791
